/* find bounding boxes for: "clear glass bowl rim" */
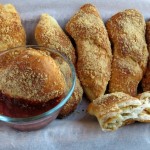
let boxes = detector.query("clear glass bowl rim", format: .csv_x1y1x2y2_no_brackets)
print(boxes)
0,45,76,123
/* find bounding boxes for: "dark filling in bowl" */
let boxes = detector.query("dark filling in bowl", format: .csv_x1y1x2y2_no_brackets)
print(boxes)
0,91,63,118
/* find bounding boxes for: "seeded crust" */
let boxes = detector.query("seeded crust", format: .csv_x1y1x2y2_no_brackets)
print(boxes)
106,9,149,96
65,4,112,101
35,15,83,117
142,22,150,91
0,4,26,51
35,14,76,64
0,48,66,103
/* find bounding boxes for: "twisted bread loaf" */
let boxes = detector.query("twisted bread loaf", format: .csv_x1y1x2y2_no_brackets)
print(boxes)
106,9,149,96
66,4,112,101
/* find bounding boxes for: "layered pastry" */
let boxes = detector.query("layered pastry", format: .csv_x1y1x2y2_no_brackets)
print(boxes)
87,92,141,131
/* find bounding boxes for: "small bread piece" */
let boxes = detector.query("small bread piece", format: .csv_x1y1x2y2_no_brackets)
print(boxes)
87,92,142,131
35,15,83,117
142,22,150,91
106,9,149,96
35,14,76,64
0,4,26,51
136,91,150,122
66,4,112,101
0,48,66,104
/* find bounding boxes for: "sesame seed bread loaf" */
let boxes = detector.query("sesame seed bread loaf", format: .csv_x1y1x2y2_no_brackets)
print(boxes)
0,4,26,51
35,14,83,117
35,14,76,64
0,48,66,104
142,22,150,91
65,4,112,101
106,9,149,96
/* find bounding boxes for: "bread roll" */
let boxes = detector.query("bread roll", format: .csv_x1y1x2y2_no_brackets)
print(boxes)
35,14,76,64
0,4,26,51
66,4,112,101
142,22,150,91
106,9,149,96
87,92,142,131
0,48,66,104
35,14,83,117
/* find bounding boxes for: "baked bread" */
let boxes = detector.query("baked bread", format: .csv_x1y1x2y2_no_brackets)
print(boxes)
35,15,83,117
0,48,66,104
106,9,149,96
0,4,26,51
87,92,142,131
35,14,76,64
142,22,150,91
65,4,112,101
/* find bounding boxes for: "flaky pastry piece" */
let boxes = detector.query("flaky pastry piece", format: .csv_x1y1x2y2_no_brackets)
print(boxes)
35,15,83,117
0,48,66,104
87,92,143,131
142,22,150,91
65,4,112,101
35,14,76,64
0,4,26,51
106,9,149,96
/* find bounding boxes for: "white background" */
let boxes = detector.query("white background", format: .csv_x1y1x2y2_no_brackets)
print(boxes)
0,0,150,150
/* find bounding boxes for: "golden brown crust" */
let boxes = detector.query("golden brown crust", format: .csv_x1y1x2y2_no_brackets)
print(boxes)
35,14,76,64
142,22,150,91
0,4,26,51
0,48,66,103
66,4,112,101
106,9,149,96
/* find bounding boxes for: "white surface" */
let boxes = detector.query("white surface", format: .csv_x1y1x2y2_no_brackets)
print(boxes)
0,0,150,150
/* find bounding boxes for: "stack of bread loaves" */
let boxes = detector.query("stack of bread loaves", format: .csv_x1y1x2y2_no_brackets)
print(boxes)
0,3,150,131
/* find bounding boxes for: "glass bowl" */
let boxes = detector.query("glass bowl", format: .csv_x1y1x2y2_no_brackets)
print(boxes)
0,45,76,131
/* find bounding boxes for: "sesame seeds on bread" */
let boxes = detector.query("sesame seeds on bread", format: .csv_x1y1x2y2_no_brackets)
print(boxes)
0,4,26,51
0,48,66,104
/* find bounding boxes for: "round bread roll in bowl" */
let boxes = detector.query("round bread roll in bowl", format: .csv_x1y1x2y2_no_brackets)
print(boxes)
0,46,76,131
